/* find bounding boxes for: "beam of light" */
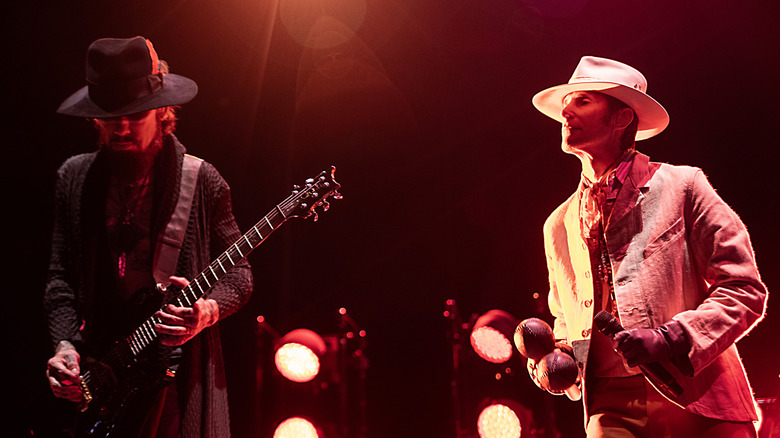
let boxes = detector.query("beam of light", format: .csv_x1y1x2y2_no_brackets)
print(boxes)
279,0,367,48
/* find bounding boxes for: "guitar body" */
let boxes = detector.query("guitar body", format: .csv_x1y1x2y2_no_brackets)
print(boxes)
75,289,179,438
74,366,171,438
70,167,341,437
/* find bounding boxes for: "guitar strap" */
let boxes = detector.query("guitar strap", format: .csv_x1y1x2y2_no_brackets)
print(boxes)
153,154,203,288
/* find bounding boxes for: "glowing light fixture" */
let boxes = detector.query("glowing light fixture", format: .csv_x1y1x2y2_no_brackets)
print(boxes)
470,310,518,363
274,328,327,383
477,403,522,438
273,417,320,438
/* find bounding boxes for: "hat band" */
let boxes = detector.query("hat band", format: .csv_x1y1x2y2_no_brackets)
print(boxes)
87,73,164,112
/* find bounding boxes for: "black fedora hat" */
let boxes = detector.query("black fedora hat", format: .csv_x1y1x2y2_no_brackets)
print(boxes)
57,36,197,118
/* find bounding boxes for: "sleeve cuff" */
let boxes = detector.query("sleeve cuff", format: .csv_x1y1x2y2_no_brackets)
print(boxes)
661,320,694,377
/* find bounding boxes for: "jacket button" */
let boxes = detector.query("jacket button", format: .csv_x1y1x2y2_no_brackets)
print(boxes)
581,329,591,338
584,299,592,308
578,361,584,369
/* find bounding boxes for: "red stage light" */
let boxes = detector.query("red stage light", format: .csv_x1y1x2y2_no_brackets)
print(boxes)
274,328,327,383
273,417,320,438
471,326,513,363
470,310,518,363
477,403,522,438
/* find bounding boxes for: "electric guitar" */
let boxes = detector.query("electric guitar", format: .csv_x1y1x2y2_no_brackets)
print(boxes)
74,167,341,437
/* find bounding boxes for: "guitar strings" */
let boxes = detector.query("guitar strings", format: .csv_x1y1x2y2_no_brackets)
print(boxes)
81,176,330,398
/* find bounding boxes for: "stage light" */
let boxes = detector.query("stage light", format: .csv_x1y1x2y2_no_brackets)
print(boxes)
470,309,518,363
274,328,327,383
273,417,321,438
477,403,522,438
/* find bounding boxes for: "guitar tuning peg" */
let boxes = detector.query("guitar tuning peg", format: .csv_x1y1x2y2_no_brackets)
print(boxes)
293,185,301,190
305,178,314,185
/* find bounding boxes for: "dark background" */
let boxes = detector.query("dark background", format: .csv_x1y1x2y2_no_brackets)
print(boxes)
4,0,779,436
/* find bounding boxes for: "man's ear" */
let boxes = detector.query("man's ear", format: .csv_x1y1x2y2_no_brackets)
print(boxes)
613,107,635,130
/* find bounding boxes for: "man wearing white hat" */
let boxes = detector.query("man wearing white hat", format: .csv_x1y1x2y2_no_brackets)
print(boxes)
44,37,253,437
532,56,767,436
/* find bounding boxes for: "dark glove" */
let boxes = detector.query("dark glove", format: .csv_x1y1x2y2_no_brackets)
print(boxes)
613,321,691,369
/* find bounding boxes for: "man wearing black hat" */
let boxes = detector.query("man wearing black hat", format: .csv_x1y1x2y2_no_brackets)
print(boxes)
529,56,767,437
44,36,253,437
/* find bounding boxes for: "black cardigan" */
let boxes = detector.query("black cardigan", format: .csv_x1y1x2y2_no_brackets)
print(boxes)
44,134,253,437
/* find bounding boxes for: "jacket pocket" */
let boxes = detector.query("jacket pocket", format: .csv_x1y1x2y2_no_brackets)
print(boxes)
643,217,684,259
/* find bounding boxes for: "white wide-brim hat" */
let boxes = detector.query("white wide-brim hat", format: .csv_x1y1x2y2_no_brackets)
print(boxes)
532,56,669,141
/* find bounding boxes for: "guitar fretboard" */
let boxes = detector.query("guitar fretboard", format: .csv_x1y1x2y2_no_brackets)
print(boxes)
78,167,339,416
125,204,292,357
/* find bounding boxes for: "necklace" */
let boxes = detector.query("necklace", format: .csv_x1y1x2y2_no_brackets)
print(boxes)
114,172,151,278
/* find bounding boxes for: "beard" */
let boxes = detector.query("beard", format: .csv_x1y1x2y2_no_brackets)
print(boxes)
100,132,164,180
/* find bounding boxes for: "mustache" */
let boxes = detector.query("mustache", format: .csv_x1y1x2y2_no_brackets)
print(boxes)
108,134,138,143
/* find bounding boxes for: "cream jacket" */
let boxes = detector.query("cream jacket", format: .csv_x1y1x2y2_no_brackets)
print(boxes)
543,152,767,421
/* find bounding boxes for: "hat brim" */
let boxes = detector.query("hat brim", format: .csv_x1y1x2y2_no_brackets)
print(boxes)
532,82,669,141
57,73,198,118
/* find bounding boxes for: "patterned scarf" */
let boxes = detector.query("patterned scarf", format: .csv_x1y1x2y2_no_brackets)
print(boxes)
580,177,609,240
579,150,635,240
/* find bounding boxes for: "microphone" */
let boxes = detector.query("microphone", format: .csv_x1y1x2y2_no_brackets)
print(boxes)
593,311,683,398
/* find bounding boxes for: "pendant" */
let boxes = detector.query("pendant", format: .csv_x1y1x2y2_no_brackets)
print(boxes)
118,252,127,278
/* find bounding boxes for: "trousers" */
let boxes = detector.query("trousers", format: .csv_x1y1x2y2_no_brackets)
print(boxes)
586,374,757,437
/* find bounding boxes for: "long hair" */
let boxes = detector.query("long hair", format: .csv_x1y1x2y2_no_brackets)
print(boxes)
159,105,178,135
157,60,178,135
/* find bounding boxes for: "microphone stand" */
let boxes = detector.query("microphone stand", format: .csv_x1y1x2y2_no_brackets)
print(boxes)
255,316,281,437
444,299,468,438
339,308,368,438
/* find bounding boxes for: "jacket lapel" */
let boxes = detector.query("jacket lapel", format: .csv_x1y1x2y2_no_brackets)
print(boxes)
606,152,652,231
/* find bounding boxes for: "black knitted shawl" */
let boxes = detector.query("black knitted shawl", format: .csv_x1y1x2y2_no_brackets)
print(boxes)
44,134,253,438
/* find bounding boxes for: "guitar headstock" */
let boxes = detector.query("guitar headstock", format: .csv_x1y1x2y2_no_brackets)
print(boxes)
280,166,342,221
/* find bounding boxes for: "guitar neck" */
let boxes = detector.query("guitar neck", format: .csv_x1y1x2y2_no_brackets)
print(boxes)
78,166,339,416
175,204,288,305
123,204,290,358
